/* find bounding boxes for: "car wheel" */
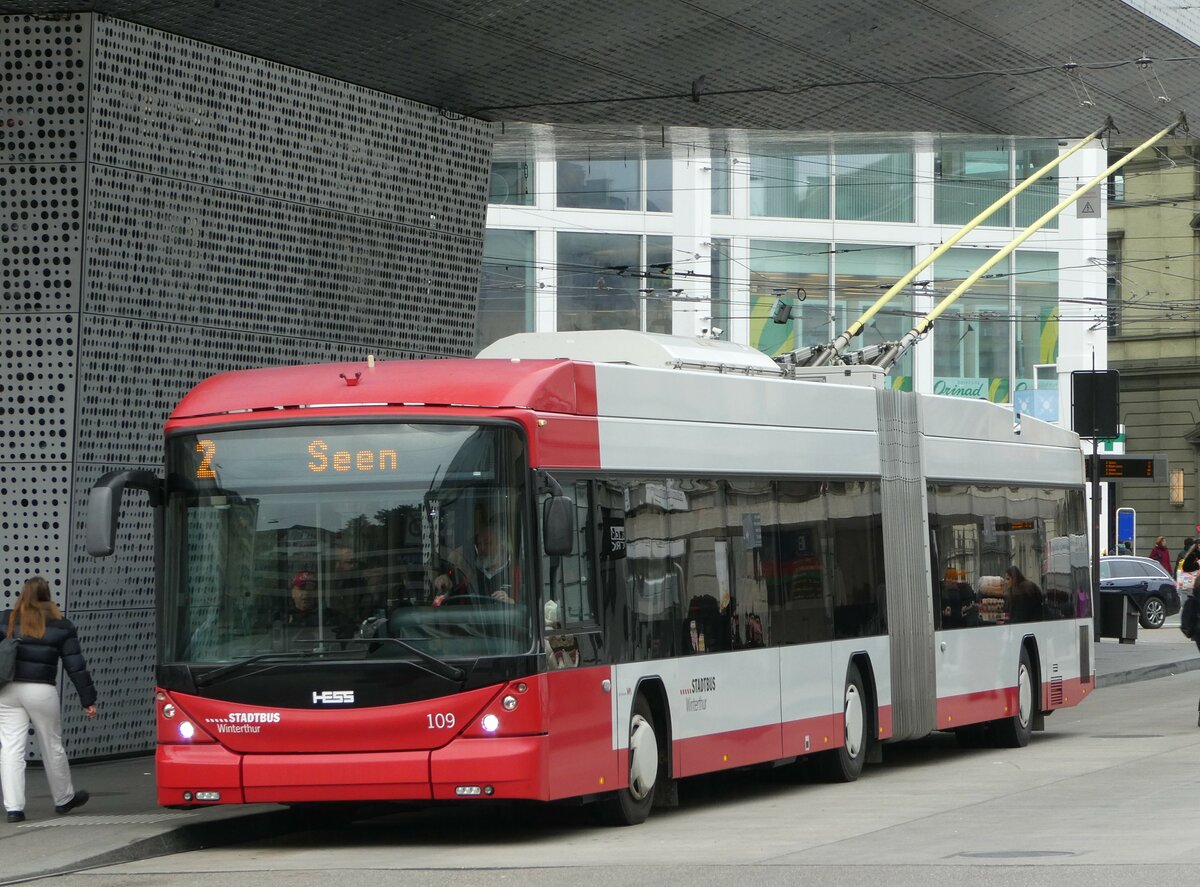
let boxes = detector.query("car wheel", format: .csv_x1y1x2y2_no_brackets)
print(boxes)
1138,595,1166,629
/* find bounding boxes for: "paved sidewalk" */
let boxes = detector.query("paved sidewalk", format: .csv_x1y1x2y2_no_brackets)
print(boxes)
1,633,1198,885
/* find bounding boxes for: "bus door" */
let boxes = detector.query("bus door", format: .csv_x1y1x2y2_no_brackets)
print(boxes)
543,480,616,799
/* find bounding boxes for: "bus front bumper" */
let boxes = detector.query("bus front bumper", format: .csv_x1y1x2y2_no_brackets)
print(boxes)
156,736,549,807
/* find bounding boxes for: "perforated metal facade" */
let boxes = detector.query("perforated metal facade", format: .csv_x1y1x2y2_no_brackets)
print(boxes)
2,13,493,757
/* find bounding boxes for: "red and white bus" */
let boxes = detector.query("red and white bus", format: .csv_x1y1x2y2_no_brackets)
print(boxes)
89,330,1094,825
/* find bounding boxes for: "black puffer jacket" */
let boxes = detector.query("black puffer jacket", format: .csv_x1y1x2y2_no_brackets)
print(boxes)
2,610,97,708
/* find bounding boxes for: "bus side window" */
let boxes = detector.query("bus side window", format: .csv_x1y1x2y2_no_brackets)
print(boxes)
543,481,595,628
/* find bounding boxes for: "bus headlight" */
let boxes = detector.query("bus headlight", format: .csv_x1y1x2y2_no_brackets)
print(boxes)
178,721,196,740
481,713,500,733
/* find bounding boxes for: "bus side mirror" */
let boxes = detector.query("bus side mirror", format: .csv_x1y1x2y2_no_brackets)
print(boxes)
542,495,575,557
87,469,163,557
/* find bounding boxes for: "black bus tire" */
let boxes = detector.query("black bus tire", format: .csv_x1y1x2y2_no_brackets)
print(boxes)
991,646,1035,748
815,661,869,782
596,693,660,826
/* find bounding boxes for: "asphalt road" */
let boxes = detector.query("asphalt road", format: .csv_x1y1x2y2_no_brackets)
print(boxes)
41,669,1200,887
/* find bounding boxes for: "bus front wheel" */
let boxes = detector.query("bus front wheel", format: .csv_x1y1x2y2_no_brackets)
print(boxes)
596,693,660,826
815,662,869,782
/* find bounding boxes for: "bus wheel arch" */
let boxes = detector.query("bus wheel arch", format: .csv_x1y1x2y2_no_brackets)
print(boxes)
992,639,1039,748
815,656,874,782
596,678,670,826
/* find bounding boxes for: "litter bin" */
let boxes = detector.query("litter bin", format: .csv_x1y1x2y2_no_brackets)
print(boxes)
1098,592,1139,643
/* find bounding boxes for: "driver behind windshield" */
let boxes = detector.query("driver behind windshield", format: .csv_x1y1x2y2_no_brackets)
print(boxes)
434,517,517,606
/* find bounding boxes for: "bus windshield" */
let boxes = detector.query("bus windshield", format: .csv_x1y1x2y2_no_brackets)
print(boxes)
163,422,533,665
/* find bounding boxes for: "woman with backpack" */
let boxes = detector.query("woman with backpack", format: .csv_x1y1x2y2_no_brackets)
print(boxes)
1150,536,1173,574
0,576,97,823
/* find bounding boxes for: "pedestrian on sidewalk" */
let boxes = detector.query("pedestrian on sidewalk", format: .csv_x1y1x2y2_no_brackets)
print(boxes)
1177,538,1197,572
0,576,97,824
1150,536,1173,574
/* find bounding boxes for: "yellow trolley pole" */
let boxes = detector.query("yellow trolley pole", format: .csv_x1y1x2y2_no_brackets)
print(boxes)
875,114,1185,371
805,120,1113,368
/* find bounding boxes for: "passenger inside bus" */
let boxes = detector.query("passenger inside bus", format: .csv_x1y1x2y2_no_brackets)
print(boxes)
282,570,350,637
938,569,979,629
1005,566,1044,623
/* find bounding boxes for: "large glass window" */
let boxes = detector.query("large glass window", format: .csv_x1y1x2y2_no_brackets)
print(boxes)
557,232,641,331
725,480,777,650
476,229,535,352
933,248,1011,402
935,142,1061,229
1014,251,1058,395
164,424,534,664
750,143,830,219
488,160,534,206
1107,234,1123,336
935,147,1010,226
646,153,673,213
1015,145,1059,229
836,151,914,222
556,157,640,211
646,235,674,334
711,155,732,216
834,244,914,387
929,484,1089,628
710,238,731,340
556,232,681,333
619,478,686,661
768,481,888,644
748,240,829,357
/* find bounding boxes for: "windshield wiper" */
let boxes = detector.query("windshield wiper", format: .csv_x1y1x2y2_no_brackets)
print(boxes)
339,636,466,682
193,639,466,688
194,651,315,688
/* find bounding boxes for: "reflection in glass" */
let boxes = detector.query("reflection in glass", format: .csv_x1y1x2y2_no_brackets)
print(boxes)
935,148,1010,227
835,152,914,222
834,244,914,387
557,232,641,331
489,161,534,206
164,424,533,664
556,158,640,210
750,145,830,219
748,240,829,357
933,248,1011,402
476,229,535,352
928,484,1088,628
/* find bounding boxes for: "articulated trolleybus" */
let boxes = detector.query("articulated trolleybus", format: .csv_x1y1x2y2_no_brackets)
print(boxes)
89,330,1093,824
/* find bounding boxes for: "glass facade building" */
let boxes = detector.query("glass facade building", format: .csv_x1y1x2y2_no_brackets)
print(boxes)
481,129,1106,420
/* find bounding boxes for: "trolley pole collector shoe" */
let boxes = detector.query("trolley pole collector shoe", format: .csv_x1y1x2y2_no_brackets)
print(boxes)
54,790,89,815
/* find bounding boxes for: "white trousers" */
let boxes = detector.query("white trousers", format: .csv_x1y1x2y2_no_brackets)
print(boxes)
0,681,75,813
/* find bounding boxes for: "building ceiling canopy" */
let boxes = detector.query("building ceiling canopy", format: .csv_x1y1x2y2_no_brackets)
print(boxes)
8,0,1200,137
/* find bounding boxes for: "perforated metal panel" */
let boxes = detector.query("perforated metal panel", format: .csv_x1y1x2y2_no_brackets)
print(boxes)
3,12,494,758
1,10,87,606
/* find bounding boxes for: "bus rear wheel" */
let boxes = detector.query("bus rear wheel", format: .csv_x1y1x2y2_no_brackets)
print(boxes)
596,693,660,826
991,646,1034,748
815,662,869,782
